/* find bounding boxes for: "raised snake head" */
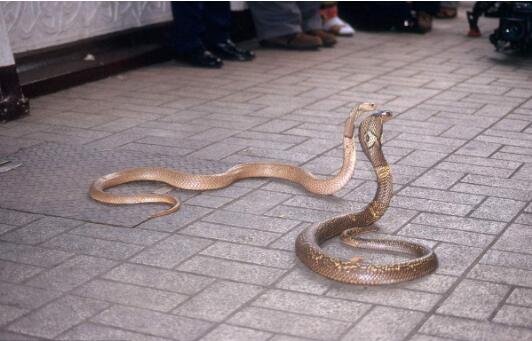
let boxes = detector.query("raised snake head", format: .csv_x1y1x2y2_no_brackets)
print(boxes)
359,110,393,150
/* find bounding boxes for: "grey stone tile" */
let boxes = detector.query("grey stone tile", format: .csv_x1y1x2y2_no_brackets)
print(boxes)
493,305,532,328
203,210,299,233
0,304,27,326
139,206,212,233
103,263,214,295
174,280,263,322
181,221,281,247
0,260,43,283
0,217,82,245
420,314,532,341
6,295,109,339
493,224,532,255
70,223,169,245
469,263,532,287
436,161,514,178
201,242,295,268
397,274,457,294
177,255,286,285
327,285,441,312
131,234,212,269
451,182,532,201
42,233,143,260
398,186,484,205
73,279,188,312
0,282,61,309
225,190,292,215
398,150,447,168
26,255,117,291
58,322,172,341
253,289,371,322
200,324,272,341
437,279,510,319
0,242,72,267
228,307,351,341
399,223,494,247
507,287,532,307
480,249,532,271
471,197,527,222
434,243,484,276
412,213,506,234
92,305,213,341
275,266,332,295
341,306,425,341
413,169,464,189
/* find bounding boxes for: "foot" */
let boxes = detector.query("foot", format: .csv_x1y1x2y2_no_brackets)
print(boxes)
209,39,255,61
306,29,337,47
175,47,223,68
323,17,355,36
260,32,322,50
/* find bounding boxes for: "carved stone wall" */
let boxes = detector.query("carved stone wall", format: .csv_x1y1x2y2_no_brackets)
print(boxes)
2,1,173,54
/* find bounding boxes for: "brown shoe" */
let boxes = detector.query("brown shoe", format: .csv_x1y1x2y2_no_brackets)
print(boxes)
260,32,322,50
306,29,337,47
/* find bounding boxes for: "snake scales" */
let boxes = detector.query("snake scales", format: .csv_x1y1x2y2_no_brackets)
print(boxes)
90,103,437,285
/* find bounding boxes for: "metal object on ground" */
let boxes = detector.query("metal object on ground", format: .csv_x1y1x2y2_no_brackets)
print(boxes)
0,160,22,173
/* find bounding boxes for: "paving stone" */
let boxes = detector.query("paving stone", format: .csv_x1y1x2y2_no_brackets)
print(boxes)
200,324,272,341
275,266,332,295
0,209,41,226
253,289,371,322
0,282,61,310
42,233,143,260
399,223,494,247
327,285,440,312
26,255,117,292
0,260,43,283
0,217,83,245
493,305,532,328
0,242,72,267
174,280,263,322
200,242,295,268
420,314,532,341
6,295,109,339
131,234,212,269
202,210,299,233
92,305,213,341
70,223,169,245
178,255,286,285
434,243,484,276
399,186,484,205
493,224,532,255
228,307,351,341
74,279,188,312
0,304,27,326
58,322,172,341
341,306,425,341
413,169,464,189
507,287,532,307
139,205,212,232
225,190,292,214
468,264,532,288
103,263,214,295
437,279,510,319
392,197,473,216
471,197,527,222
412,213,506,234
181,221,280,247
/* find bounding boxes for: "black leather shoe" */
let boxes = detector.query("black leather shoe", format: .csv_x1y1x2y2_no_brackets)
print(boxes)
175,47,223,68
209,40,255,61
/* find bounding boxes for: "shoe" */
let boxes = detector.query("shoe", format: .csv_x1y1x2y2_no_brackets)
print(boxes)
435,6,458,19
260,32,322,50
306,29,337,47
209,39,255,61
175,47,223,68
323,17,355,36
414,12,433,33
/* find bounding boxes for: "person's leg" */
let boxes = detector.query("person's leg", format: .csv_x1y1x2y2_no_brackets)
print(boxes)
202,2,255,61
248,1,322,49
298,2,337,47
170,2,222,68
248,2,302,40
171,2,204,52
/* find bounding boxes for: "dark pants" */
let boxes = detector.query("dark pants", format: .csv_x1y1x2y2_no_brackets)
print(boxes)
171,2,231,52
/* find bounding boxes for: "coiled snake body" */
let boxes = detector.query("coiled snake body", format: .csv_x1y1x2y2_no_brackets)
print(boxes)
90,103,437,285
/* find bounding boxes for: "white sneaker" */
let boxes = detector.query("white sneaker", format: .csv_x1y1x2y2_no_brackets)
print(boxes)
323,17,355,36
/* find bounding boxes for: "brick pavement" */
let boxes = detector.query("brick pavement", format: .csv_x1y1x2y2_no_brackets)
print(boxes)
1,9,532,341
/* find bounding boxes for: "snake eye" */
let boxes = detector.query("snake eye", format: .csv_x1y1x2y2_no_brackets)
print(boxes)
365,131,377,148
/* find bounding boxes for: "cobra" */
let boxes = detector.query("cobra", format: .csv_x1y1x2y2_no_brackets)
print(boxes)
295,110,438,285
89,103,376,218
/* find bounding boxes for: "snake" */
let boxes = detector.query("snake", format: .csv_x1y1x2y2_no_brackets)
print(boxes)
295,110,438,285
89,103,437,285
